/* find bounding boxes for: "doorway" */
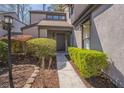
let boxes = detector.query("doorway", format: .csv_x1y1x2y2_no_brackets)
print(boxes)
56,33,66,51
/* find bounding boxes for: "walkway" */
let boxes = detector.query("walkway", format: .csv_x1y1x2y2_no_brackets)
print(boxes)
57,53,87,88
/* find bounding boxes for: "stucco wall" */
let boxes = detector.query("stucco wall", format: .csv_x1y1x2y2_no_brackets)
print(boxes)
72,26,82,48
39,29,47,38
91,4,124,87
30,13,46,24
23,26,38,38
12,19,25,33
71,4,88,24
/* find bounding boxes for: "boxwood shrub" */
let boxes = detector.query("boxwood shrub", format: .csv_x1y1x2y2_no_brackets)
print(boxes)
26,38,56,57
26,38,56,68
0,41,8,63
68,47,108,78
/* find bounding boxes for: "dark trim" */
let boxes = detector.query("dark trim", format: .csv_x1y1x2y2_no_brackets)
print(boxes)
29,10,66,15
73,4,101,26
38,26,40,38
39,25,73,30
13,17,27,25
21,23,38,30
30,12,31,24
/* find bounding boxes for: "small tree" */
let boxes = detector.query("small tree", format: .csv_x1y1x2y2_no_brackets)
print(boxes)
26,38,56,69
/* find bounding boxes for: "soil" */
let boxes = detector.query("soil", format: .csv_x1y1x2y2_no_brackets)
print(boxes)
65,55,117,88
32,59,59,88
0,64,34,88
0,55,59,88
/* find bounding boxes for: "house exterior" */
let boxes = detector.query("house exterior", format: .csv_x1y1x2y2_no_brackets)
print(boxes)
22,11,73,52
0,12,26,37
64,4,124,87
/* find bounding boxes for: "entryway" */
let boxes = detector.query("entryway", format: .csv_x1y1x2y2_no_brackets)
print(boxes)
56,33,66,52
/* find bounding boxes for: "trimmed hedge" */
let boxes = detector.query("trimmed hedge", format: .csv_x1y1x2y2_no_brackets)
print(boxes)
0,41,8,63
68,47,108,78
26,38,56,59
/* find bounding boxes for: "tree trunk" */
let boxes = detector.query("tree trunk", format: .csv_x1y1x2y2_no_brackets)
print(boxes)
48,57,52,69
42,56,45,69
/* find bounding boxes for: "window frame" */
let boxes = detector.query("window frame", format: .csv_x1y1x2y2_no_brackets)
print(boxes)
81,19,91,49
46,14,66,21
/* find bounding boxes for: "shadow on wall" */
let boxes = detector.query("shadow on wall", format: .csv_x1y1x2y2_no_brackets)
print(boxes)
93,4,113,18
72,31,78,47
91,20,103,51
104,58,124,88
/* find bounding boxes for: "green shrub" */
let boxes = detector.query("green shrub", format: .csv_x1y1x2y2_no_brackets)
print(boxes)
26,38,56,69
0,41,8,63
1,39,23,53
26,38,56,57
68,47,108,78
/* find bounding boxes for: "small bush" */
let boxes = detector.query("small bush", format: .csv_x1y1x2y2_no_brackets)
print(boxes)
0,41,8,63
1,39,23,53
26,38,56,69
68,47,108,78
26,38,56,57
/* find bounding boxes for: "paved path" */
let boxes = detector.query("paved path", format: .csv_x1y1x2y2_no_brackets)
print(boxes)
57,53,87,88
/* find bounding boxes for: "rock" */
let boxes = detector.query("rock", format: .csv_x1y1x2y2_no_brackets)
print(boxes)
34,67,40,70
24,84,31,88
26,78,35,84
34,70,39,74
31,73,37,78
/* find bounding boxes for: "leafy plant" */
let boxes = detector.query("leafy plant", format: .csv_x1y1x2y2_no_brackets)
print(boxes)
26,38,56,69
0,41,8,63
68,47,108,78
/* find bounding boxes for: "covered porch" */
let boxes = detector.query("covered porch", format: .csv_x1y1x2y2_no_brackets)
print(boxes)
38,20,73,52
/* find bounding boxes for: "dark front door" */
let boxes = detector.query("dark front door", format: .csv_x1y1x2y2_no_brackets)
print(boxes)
56,33,65,51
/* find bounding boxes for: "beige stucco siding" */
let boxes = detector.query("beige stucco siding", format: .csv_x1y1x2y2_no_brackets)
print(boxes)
91,4,124,87
31,13,46,24
23,26,38,38
39,29,47,38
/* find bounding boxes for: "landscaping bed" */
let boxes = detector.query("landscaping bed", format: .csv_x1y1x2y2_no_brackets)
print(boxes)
0,64,34,88
0,55,59,88
32,57,59,88
69,59,117,88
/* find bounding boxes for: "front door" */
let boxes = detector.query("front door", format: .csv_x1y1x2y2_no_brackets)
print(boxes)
56,33,65,51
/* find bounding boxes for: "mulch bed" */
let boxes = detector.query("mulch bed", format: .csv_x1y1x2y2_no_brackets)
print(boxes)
0,64,34,88
0,55,59,88
32,59,59,88
65,55,117,88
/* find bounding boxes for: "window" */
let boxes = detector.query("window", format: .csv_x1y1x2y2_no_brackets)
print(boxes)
82,20,90,49
60,15,66,20
53,15,59,20
47,15,53,20
47,15,66,21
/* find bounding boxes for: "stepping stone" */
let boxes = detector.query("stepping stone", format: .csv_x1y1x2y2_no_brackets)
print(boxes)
24,84,31,88
31,73,37,78
34,67,40,70
26,78,35,84
34,70,39,74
